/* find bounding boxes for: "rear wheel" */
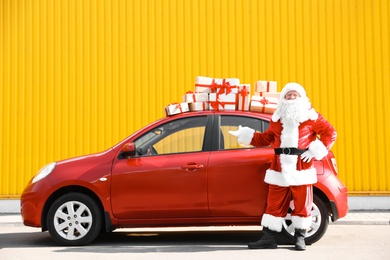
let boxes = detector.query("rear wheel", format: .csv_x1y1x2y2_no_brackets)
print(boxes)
47,192,102,246
280,194,329,245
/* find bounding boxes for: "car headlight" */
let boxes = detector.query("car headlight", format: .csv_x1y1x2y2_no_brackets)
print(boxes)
32,162,56,183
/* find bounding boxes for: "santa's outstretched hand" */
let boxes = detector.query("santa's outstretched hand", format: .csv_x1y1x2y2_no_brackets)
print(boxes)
228,125,255,146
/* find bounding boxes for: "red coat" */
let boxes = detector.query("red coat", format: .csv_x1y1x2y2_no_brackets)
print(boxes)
250,113,337,186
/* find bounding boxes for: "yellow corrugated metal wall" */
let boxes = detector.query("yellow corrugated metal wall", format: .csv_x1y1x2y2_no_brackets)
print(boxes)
1,0,389,197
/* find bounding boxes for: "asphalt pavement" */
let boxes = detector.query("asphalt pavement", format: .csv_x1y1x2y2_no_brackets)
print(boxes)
1,211,390,227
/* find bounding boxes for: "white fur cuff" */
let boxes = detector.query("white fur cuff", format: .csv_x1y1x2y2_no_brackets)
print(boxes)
308,139,328,160
292,215,312,230
261,213,284,232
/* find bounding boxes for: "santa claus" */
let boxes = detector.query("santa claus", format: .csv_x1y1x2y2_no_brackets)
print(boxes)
229,82,337,250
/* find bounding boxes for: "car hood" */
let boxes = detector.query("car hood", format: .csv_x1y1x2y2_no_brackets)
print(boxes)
47,148,115,185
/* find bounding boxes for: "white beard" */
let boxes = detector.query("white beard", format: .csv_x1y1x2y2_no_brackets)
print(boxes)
279,97,312,127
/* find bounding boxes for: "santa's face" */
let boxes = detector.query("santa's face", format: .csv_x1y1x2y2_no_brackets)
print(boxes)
285,90,300,100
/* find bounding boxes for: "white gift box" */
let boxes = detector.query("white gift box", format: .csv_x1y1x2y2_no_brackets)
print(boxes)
183,92,209,103
253,91,281,99
250,96,278,114
189,102,210,111
195,76,240,93
237,84,251,111
209,93,237,110
262,92,281,99
165,102,189,116
255,80,277,93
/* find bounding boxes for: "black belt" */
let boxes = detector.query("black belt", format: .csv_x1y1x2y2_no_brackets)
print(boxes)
274,148,308,155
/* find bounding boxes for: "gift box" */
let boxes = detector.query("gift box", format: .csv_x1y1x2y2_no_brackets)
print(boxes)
165,102,189,116
263,92,281,99
237,84,251,111
195,76,239,94
250,97,278,114
209,93,237,110
183,91,209,103
189,102,210,111
256,80,277,93
253,91,281,98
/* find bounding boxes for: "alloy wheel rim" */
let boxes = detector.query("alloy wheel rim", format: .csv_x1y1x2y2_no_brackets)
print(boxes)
53,201,93,240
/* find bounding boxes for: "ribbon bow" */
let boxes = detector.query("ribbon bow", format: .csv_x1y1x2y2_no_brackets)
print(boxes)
217,80,234,95
260,97,269,105
195,79,219,93
239,88,249,97
210,99,224,111
238,88,250,111
168,102,182,113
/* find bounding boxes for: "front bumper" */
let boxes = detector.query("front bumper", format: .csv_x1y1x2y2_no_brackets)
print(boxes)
20,179,52,228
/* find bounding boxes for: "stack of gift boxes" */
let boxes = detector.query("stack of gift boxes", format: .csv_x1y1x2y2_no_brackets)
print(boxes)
164,76,281,116
250,81,279,113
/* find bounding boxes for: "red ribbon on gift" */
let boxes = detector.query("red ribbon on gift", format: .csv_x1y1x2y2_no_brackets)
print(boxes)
167,102,182,113
259,97,277,113
217,79,236,95
238,88,250,111
210,94,236,111
195,79,219,93
210,99,222,111
260,97,269,105
186,91,196,102
196,78,237,94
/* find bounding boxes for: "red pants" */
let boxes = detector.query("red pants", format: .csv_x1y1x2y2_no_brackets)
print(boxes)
261,184,313,232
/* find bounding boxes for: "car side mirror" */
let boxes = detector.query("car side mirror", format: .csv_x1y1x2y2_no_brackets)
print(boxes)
119,143,136,159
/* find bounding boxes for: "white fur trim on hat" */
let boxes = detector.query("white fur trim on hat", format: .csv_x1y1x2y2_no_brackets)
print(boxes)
279,82,307,100
292,215,313,230
264,168,318,187
308,139,329,160
261,213,284,232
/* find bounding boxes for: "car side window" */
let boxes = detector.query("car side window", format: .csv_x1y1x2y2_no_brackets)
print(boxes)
134,116,208,156
220,115,269,150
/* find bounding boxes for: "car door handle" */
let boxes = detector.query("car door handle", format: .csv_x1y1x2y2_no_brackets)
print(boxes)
181,163,204,171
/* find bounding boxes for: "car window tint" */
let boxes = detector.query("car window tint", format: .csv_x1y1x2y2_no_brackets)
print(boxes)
220,115,268,150
134,116,208,156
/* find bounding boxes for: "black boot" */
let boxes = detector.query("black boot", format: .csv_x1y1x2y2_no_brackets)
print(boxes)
294,229,306,251
248,227,278,249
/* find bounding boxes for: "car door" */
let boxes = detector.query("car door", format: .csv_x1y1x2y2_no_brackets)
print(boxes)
110,116,211,219
207,114,274,217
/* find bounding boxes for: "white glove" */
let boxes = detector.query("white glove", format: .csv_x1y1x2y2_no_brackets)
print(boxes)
228,125,255,146
301,150,315,163
301,139,329,162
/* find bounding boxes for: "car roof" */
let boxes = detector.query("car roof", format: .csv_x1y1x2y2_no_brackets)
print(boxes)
165,110,273,121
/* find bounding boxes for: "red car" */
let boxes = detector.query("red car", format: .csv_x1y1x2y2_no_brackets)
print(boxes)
21,110,348,246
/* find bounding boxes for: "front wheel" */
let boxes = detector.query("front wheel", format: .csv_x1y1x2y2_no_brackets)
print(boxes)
280,194,329,245
47,192,102,246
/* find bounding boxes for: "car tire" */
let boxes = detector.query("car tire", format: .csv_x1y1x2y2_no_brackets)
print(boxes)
47,192,102,246
279,194,329,245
